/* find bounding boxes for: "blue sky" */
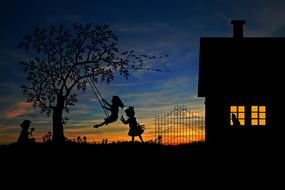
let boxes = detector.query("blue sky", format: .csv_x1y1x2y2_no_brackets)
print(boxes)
1,0,285,144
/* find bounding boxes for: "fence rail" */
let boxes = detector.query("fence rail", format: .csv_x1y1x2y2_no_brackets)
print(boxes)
155,105,205,145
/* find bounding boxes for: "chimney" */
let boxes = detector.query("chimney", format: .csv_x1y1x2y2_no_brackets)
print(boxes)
231,20,246,39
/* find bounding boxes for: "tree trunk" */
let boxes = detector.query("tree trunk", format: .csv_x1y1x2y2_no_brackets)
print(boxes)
52,99,65,144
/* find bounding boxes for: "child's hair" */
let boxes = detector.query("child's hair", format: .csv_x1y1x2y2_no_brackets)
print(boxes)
20,120,31,130
112,96,124,108
125,106,135,117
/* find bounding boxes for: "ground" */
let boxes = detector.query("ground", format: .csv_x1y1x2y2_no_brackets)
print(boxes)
1,141,280,163
0,141,282,186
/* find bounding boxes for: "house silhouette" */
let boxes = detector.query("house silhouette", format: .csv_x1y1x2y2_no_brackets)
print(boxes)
198,20,282,145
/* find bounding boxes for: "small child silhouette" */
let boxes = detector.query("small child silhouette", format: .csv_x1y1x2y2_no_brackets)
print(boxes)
121,106,144,143
93,96,125,128
17,120,35,144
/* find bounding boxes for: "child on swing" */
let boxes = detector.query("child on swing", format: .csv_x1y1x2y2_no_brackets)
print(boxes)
121,106,144,143
93,96,125,128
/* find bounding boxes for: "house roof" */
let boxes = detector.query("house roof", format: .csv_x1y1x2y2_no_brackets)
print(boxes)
198,37,285,97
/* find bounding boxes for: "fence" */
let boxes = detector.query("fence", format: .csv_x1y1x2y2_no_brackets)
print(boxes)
155,105,205,145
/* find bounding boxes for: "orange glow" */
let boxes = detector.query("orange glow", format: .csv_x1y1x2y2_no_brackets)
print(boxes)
259,119,266,125
251,113,258,118
251,119,258,125
4,101,32,119
238,106,245,112
259,113,266,119
238,113,245,118
4,108,29,119
230,106,237,112
230,106,245,126
259,106,266,112
251,105,266,126
62,118,158,143
252,106,258,112
16,101,32,107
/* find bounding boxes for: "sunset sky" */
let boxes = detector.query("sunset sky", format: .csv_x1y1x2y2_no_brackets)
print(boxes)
1,0,285,144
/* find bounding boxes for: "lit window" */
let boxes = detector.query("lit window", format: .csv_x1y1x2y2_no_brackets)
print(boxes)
251,106,266,126
230,106,245,126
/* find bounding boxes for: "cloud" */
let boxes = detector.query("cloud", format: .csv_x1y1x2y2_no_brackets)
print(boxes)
4,108,28,119
218,1,285,37
246,1,285,36
114,22,198,51
0,124,17,130
3,101,32,119
0,48,29,65
114,23,166,33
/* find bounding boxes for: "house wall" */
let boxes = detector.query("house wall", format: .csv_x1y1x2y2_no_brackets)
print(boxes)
205,95,275,145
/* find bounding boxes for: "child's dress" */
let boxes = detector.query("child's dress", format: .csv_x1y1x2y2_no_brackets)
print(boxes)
121,106,145,143
123,117,144,136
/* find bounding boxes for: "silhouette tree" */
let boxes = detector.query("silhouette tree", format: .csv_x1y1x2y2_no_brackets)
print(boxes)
17,23,166,144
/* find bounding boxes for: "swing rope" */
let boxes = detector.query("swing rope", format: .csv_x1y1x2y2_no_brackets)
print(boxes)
81,66,109,117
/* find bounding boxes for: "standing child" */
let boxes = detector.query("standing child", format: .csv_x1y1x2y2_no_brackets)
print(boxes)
121,106,144,143
17,120,35,144
93,96,125,128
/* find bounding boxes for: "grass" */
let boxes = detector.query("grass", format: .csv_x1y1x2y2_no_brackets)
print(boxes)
1,140,278,162
1,139,281,173
0,140,282,183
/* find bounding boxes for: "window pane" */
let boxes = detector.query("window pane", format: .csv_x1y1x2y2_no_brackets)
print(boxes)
251,113,258,118
231,106,237,112
259,113,266,119
252,106,258,112
259,106,266,112
238,106,245,112
259,119,266,125
238,113,245,119
252,119,258,125
230,106,246,127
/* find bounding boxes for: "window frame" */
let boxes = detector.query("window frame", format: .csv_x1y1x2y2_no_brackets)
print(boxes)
251,106,266,126
230,106,245,126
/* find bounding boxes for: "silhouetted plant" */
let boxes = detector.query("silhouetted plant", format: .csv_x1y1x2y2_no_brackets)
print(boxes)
17,23,167,144
101,138,108,144
77,136,82,143
155,135,162,144
144,139,156,144
43,131,53,143
82,136,87,143
29,127,36,143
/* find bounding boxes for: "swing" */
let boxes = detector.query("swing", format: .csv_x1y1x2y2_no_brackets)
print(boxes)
81,66,109,117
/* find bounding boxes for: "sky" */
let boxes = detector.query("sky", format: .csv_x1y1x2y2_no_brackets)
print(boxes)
1,0,285,144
